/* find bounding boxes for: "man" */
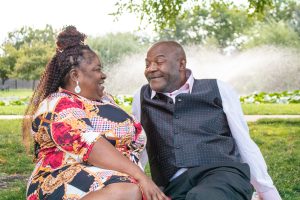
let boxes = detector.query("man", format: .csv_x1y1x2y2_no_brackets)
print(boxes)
132,41,281,200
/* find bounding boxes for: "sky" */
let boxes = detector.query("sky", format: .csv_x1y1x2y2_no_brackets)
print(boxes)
0,0,145,43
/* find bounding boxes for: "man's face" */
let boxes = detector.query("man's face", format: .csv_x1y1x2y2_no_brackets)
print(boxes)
145,44,185,93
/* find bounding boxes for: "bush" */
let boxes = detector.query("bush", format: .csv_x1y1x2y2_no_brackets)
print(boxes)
240,90,300,104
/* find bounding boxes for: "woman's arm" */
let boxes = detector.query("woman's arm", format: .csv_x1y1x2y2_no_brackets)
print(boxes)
88,138,168,200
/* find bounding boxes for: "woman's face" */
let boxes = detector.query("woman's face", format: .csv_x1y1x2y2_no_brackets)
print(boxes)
76,53,107,100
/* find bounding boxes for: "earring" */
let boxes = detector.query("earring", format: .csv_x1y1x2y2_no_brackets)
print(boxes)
74,81,81,94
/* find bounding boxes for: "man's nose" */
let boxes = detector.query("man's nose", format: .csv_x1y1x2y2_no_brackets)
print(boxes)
147,62,158,71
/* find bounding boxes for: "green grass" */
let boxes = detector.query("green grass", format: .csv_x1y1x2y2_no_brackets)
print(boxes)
0,120,34,174
0,118,299,199
247,118,300,200
0,105,26,115
242,103,300,115
0,89,32,98
0,119,33,200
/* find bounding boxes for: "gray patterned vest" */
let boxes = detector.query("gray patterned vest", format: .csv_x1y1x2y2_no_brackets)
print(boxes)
140,79,241,187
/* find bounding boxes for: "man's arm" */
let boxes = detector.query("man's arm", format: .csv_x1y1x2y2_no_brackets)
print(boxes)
217,80,281,200
132,88,142,122
132,87,149,168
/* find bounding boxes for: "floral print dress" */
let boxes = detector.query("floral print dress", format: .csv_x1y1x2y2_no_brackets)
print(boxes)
26,89,146,200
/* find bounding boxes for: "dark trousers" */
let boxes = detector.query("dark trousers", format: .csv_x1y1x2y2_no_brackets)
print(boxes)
163,163,253,200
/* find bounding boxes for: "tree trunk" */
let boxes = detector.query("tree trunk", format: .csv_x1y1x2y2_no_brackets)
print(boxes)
32,80,36,90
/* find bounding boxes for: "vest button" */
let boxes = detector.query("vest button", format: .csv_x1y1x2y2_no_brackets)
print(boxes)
169,100,173,104
177,98,182,102
175,115,179,119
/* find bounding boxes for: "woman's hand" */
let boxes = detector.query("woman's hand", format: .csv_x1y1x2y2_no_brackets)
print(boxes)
136,174,170,200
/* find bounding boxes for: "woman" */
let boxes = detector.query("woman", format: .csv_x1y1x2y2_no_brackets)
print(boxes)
23,26,168,200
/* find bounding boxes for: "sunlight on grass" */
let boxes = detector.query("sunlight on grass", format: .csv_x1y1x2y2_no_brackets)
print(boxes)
0,89,33,98
242,104,300,115
248,118,300,199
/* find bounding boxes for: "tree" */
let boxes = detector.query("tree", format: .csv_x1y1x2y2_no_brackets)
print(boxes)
112,0,273,33
157,1,254,47
0,25,56,88
112,0,300,48
0,43,18,85
13,42,54,89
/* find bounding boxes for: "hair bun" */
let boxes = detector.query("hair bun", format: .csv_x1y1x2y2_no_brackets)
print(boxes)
56,26,86,51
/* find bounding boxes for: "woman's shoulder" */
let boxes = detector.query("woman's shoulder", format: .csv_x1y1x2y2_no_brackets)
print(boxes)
34,91,81,117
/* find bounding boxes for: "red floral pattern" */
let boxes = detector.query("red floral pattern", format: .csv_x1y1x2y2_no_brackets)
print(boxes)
27,90,146,199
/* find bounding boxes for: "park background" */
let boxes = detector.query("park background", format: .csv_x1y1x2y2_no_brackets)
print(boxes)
0,0,299,199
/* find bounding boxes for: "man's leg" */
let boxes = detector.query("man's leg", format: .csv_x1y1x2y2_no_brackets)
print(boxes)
185,166,253,200
163,171,192,200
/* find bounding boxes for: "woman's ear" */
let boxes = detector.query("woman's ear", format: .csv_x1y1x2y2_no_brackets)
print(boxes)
69,69,79,83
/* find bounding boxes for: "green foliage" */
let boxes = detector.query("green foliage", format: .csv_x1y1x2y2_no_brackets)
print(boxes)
158,1,254,47
113,0,300,49
87,32,146,68
6,25,56,50
112,0,274,33
243,20,300,48
112,0,186,32
0,25,56,83
0,44,19,84
13,42,54,81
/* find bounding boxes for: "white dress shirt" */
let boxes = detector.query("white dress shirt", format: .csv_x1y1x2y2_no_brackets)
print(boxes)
132,69,281,200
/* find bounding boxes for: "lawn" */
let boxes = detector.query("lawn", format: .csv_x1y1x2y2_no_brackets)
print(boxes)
0,104,300,115
0,119,299,199
0,89,32,98
0,106,26,115
242,103,300,115
0,119,34,200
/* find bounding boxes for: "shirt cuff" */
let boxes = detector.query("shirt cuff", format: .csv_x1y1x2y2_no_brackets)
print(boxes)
258,188,281,200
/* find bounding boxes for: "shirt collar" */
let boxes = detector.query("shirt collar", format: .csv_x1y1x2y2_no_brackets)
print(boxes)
150,69,194,99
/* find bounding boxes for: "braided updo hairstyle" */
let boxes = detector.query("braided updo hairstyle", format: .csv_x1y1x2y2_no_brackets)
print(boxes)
23,26,96,152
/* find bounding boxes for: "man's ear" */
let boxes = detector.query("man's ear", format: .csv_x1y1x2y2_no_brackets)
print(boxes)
179,59,186,70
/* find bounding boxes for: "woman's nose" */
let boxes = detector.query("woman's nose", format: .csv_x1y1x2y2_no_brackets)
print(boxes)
101,72,107,79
